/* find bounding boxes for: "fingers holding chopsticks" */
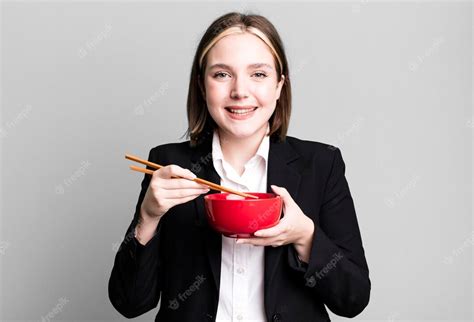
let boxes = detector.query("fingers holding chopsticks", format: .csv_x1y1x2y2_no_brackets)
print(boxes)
126,153,258,199
153,164,209,196
157,164,196,181
141,164,210,220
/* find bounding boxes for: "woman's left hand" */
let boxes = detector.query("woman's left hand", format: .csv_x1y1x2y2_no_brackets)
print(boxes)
236,185,315,263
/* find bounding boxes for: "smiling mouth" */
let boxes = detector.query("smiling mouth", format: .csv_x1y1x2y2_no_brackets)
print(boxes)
224,107,258,115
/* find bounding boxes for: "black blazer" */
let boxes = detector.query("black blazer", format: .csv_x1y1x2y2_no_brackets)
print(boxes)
108,135,371,322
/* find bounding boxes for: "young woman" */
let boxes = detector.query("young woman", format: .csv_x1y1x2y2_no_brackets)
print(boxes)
109,12,371,322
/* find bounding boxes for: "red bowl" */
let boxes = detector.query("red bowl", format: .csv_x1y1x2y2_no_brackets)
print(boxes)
204,192,282,238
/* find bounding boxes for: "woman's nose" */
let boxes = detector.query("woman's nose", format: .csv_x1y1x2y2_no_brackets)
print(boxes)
230,76,249,99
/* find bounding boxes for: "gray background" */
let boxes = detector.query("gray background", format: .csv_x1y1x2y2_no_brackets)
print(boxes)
1,1,472,321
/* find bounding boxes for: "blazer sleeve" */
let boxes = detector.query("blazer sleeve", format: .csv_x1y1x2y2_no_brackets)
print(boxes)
287,147,371,318
108,147,165,318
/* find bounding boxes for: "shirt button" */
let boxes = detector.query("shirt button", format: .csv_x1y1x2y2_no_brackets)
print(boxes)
237,267,245,274
236,313,243,320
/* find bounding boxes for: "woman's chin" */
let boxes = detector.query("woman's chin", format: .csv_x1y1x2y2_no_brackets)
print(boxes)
221,127,262,141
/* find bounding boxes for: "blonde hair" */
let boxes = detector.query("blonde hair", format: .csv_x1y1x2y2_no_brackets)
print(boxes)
198,25,283,72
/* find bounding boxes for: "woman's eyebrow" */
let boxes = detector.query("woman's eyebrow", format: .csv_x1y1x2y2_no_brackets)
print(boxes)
208,63,273,70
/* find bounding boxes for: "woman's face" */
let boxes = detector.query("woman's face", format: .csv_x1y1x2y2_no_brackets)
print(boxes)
202,32,285,141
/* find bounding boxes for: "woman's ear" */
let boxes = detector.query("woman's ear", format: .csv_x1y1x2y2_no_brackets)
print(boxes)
276,74,285,100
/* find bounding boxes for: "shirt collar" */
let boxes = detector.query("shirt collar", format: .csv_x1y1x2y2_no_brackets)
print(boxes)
212,124,270,164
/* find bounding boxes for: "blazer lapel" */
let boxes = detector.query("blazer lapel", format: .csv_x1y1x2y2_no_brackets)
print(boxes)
190,138,222,295
264,137,301,304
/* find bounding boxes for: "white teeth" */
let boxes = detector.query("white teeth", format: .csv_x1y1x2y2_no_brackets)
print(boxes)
228,108,256,114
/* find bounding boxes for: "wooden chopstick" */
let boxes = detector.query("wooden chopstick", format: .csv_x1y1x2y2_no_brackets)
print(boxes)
129,165,154,175
126,154,259,199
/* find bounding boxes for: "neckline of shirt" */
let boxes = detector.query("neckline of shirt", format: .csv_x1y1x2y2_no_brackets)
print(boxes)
212,124,270,165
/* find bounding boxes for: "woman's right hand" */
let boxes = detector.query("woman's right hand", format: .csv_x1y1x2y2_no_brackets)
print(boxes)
140,165,210,221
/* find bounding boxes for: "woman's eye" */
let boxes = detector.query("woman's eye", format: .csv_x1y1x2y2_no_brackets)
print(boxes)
212,72,267,79
253,72,268,78
213,72,229,79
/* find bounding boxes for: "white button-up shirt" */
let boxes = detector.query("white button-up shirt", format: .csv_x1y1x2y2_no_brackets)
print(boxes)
212,126,269,322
